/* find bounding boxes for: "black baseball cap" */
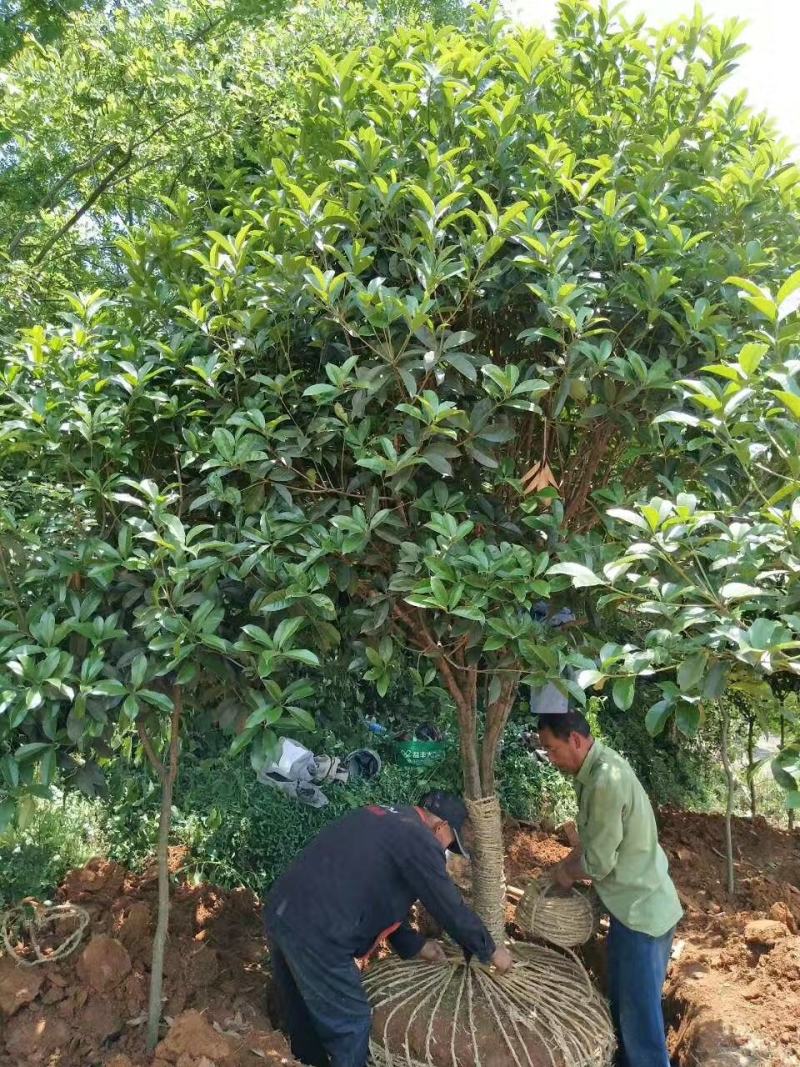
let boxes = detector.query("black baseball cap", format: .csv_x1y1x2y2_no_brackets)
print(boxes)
420,791,470,857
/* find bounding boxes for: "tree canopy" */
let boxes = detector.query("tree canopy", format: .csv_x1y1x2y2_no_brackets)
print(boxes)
0,0,465,334
2,0,800,832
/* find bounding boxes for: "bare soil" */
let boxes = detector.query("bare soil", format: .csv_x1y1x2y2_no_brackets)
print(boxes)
502,809,800,1067
1,809,798,1066
0,848,298,1067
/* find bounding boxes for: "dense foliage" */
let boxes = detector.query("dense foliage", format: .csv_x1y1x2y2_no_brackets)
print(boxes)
1,0,799,888
0,0,465,334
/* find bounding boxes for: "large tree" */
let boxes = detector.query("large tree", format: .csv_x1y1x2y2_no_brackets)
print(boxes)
2,0,800,1037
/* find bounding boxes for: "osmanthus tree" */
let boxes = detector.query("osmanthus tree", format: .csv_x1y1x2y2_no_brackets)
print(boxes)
2,0,800,1033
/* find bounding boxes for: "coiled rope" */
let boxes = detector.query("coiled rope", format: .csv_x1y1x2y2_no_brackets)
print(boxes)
1,900,89,966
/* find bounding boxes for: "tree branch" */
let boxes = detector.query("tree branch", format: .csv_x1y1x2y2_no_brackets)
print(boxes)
391,602,481,796
32,148,133,266
137,720,166,781
480,672,519,794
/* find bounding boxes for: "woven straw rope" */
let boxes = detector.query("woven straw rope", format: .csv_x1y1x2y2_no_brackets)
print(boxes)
515,877,599,949
364,945,614,1067
464,795,507,945
1,901,89,966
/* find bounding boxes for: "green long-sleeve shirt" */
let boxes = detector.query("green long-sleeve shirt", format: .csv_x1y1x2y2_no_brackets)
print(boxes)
575,741,683,937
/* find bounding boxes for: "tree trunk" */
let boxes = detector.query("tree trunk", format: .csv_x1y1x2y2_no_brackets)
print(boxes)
468,671,519,944
391,605,519,944
780,714,795,832
747,715,757,819
144,687,182,1052
465,794,506,944
720,704,735,896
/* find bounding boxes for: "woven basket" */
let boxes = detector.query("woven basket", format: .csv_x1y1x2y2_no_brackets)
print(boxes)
515,876,600,948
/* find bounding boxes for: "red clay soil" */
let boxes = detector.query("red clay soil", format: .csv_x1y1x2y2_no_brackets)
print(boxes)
0,848,299,1067
1,809,798,1067
503,809,800,1067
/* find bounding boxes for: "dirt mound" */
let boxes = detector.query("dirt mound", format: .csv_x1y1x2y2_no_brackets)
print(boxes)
3,806,798,1067
0,859,300,1067
501,808,800,1066
658,808,800,926
504,823,570,887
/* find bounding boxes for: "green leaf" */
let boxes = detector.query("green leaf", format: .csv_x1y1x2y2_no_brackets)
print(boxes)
748,618,785,650
771,391,800,418
736,342,769,376
0,754,19,789
90,679,127,698
140,690,175,714
777,269,800,307
677,653,707,692
15,742,52,763
702,661,728,699
408,184,435,216
675,702,700,737
162,514,186,547
40,747,57,787
0,799,15,833
645,700,672,736
548,562,603,587
444,353,477,381
771,759,797,791
606,508,648,531
241,624,273,647
612,677,635,711
123,694,139,720
719,583,767,601
422,449,452,476
283,649,320,668
289,706,316,731
576,669,605,689
785,790,800,810
274,617,305,650
230,727,256,758
130,653,148,690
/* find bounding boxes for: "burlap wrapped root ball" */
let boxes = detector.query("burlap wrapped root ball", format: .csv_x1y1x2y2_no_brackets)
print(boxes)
515,878,600,949
364,944,615,1067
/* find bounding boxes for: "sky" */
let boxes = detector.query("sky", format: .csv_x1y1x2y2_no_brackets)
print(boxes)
506,0,800,156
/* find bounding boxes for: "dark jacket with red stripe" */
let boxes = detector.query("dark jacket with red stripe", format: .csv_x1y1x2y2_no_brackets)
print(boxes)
263,804,495,964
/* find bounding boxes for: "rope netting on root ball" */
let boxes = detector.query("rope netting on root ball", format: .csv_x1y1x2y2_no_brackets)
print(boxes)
364,945,615,1067
515,877,600,949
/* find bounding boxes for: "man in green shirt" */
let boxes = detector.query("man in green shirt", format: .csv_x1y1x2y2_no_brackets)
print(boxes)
536,708,682,1067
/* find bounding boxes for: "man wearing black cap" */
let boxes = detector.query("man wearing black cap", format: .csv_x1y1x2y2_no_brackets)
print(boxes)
264,790,512,1067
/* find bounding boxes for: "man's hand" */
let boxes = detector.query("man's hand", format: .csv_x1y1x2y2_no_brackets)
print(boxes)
490,945,514,974
416,939,447,963
553,860,576,890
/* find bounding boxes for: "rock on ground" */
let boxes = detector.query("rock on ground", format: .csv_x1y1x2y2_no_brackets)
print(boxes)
0,956,44,1018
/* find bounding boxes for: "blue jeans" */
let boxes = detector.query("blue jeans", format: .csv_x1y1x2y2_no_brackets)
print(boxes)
607,916,674,1067
268,921,371,1067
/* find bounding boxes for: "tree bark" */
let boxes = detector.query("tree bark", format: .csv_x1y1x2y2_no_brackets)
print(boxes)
479,673,519,795
780,714,795,832
144,687,182,1052
720,704,735,895
747,715,756,819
